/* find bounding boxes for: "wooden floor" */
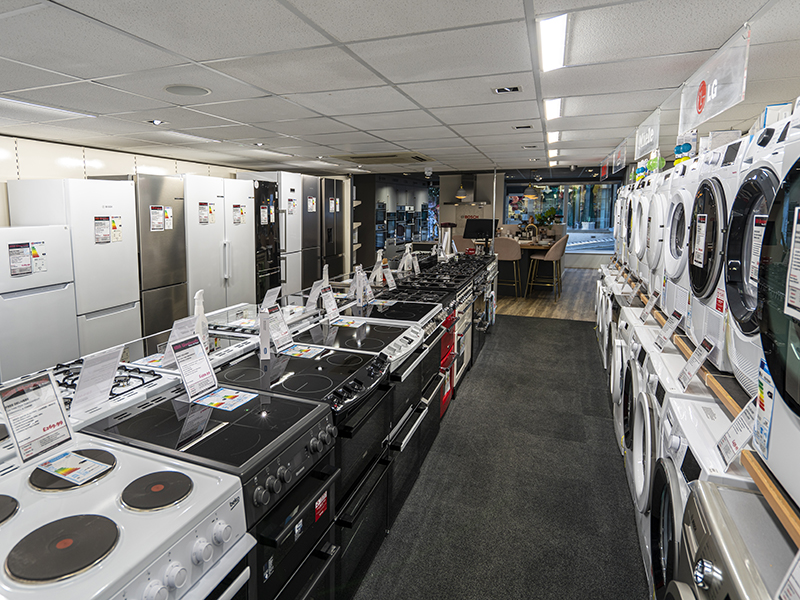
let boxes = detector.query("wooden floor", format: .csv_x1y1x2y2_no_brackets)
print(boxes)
496,267,596,322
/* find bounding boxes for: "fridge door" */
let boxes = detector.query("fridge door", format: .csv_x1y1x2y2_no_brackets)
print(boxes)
302,247,320,290
184,175,226,312
279,172,302,254
322,178,336,259
0,225,74,292
141,282,189,356
77,301,143,357
335,179,345,256
0,282,80,382
302,175,320,250
136,175,186,291
283,251,302,296
223,179,256,306
255,181,280,272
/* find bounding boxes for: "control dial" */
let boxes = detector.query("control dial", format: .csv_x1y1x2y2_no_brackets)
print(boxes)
266,475,282,494
693,559,719,590
213,521,232,545
326,424,338,438
253,486,270,506
143,580,169,600
309,438,323,453
165,562,188,589
277,466,292,484
667,434,682,453
318,431,330,445
191,538,213,565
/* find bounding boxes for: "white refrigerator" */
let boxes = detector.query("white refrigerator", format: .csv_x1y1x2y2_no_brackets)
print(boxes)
0,225,79,382
8,179,143,357
184,175,255,312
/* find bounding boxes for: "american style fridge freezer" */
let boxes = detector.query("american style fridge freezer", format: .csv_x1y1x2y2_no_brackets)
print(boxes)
321,178,345,279
255,180,281,301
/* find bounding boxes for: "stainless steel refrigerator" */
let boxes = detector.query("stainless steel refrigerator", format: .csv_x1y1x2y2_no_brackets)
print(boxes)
321,178,346,278
301,175,321,289
255,180,281,301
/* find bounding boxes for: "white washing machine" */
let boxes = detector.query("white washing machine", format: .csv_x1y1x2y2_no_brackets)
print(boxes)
634,175,659,289
624,182,644,275
614,186,630,259
725,117,793,396
647,170,674,307
666,481,796,600
648,395,756,599
753,116,800,508
664,158,701,332
686,138,749,372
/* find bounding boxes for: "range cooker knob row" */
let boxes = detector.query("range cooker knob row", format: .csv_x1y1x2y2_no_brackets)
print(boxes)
277,466,292,484
253,486,270,506
309,437,324,453
192,538,213,565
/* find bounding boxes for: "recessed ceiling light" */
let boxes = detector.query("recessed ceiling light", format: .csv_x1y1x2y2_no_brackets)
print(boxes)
522,145,537,150
539,14,568,72
164,84,211,97
544,98,561,121
148,119,165,126
255,143,264,146
549,160,558,167
513,125,533,130
493,86,521,94
529,158,538,162
547,131,560,144
548,149,559,158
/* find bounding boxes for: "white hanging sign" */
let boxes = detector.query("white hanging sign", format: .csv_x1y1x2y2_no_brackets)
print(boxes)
613,139,628,174
634,108,661,160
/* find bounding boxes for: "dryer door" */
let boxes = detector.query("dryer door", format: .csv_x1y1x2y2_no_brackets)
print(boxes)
648,193,666,269
664,580,696,600
688,178,727,299
664,190,690,280
650,458,686,600
632,390,659,513
635,192,650,260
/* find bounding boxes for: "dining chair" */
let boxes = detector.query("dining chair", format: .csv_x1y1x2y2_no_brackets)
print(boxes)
525,234,569,300
494,236,522,296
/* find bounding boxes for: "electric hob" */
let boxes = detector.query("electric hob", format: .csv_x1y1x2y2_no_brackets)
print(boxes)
378,288,453,306
295,321,407,354
339,301,440,327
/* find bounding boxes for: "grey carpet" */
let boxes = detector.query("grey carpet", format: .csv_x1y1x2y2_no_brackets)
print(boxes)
352,314,649,600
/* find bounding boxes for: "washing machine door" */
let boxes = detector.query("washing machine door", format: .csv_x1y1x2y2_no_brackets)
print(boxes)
759,155,800,418
635,191,650,260
665,189,691,281
726,167,779,335
650,458,685,600
625,194,636,254
648,192,666,270
689,178,727,299
633,390,659,513
622,356,643,451
609,324,625,404
664,580,696,600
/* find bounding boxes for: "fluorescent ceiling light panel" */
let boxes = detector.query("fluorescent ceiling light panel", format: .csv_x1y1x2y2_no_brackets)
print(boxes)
549,160,558,167
539,14,567,72
547,131,560,144
544,98,561,121
0,96,97,119
548,149,559,157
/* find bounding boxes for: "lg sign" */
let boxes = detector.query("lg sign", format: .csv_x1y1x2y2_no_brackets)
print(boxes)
696,79,718,115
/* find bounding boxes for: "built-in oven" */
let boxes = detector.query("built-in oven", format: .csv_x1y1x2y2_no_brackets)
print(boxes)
376,203,386,223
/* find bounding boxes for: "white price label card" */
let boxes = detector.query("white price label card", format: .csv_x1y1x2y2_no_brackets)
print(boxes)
94,216,111,244
280,344,327,359
363,271,375,302
209,202,216,224
336,198,340,212
259,310,272,360
171,335,217,402
777,549,800,600
232,204,243,225
8,242,32,276
623,280,642,306
716,398,756,469
369,258,383,284
288,199,296,215
261,285,282,313
266,304,293,352
305,280,323,312
110,217,123,242
640,291,660,323
382,264,397,290
677,338,714,391
176,403,213,446
199,202,209,224
413,254,421,274
321,285,339,319
748,214,767,286
161,315,199,369
0,373,72,463
149,205,165,231
754,359,775,459
164,207,173,230
655,310,683,351
70,345,124,420
37,451,111,485
260,205,269,225
692,214,707,267
331,318,364,328
329,198,335,213
30,240,46,272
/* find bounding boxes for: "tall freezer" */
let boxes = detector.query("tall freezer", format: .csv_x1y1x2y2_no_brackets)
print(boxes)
321,178,346,278
8,179,143,356
0,225,79,381
255,180,281,301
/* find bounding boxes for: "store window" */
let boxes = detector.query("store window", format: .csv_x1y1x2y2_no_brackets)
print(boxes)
504,183,618,231
505,185,562,226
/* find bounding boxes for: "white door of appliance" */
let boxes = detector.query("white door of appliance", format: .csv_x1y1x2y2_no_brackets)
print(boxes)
77,301,143,357
223,179,256,306
184,175,226,312
283,251,302,296
279,172,303,254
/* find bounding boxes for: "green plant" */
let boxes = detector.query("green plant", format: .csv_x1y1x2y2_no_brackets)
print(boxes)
534,206,558,226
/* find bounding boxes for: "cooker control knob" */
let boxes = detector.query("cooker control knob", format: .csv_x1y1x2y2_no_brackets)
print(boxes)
165,562,188,589
277,466,292,484
143,580,169,600
213,521,232,545
318,431,330,445
192,538,213,565
309,437,323,453
253,486,270,506
326,424,338,438
266,475,282,494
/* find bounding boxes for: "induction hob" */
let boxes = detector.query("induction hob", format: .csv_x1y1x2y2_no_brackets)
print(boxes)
339,301,439,326
295,322,408,354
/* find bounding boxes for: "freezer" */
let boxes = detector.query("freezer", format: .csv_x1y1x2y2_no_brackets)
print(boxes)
77,301,143,358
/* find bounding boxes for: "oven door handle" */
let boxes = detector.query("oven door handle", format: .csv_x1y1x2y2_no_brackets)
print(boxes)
389,406,428,452
425,328,446,348
391,349,426,383
338,457,391,528
218,567,250,600
259,467,340,549
421,374,445,406
295,543,340,600
339,385,391,439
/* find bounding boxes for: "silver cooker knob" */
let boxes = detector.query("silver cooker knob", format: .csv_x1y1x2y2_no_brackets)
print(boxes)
693,559,720,590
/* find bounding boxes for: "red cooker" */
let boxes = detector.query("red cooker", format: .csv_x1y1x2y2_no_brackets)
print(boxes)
439,310,457,417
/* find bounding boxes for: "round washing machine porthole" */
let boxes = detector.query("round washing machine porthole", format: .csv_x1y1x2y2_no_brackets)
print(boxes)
650,458,683,599
664,192,689,280
632,391,658,514
688,178,727,299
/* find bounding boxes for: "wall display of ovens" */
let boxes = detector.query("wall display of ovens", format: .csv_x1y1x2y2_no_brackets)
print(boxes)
255,180,282,303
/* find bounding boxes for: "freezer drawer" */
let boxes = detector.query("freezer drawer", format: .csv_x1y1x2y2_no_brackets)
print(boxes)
141,283,189,356
77,301,142,357
0,225,74,292
0,282,79,382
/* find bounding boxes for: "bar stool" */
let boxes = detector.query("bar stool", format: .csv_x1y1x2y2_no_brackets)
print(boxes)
525,234,569,301
494,237,522,296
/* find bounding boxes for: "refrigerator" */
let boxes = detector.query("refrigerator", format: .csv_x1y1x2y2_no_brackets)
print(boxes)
302,174,321,289
321,178,346,278
8,179,143,357
184,175,255,312
0,225,79,382
254,180,281,301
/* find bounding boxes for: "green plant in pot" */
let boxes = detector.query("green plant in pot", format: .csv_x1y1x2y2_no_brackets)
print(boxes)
534,207,558,227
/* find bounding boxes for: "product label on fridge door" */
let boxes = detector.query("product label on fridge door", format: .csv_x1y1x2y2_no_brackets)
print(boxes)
0,373,72,463
748,214,767,286
232,204,243,225
94,216,111,244
8,242,32,276
171,334,218,402
164,207,173,230
753,359,775,460
328,198,335,213
288,199,297,215
307,196,316,213
260,205,270,225
150,206,165,231
336,198,340,212
785,207,800,320
199,202,209,224
111,216,123,242
209,202,216,224
30,241,46,272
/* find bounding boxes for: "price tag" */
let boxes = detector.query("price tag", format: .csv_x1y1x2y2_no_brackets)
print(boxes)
110,216,123,242
259,310,272,360
288,199,296,215
777,549,800,600
321,285,339,319
654,310,682,351
307,196,316,213
265,304,293,353
753,359,775,459
70,345,124,420
305,280,323,312
0,373,72,464
95,216,111,244
232,204,242,225
199,202,209,224
8,242,32,276
748,214,767,286
171,334,217,402
161,315,199,369
31,240,47,272
623,280,642,306
692,214,707,267
640,291,660,323
193,388,257,412
177,403,213,446
150,205,165,231
260,205,270,225
382,264,397,290
329,198,335,213
322,263,329,286
261,285,282,313
677,338,714,390
413,254,420,274
716,398,756,469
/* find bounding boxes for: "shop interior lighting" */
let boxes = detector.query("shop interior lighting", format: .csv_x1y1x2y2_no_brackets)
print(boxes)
455,185,467,200
513,125,533,130
549,160,558,167
547,131,560,144
0,96,96,118
522,145,538,150
149,119,165,126
548,149,559,158
523,184,536,199
539,14,567,72
493,86,521,94
544,98,562,120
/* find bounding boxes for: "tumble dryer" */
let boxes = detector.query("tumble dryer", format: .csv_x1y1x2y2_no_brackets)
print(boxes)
633,175,658,288
686,138,749,372
664,158,701,331
647,170,673,306
725,117,792,396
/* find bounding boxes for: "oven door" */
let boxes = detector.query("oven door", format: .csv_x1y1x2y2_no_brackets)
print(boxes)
388,399,429,528
274,539,339,600
455,318,472,385
440,352,456,418
389,351,424,432
419,374,444,460
420,327,445,390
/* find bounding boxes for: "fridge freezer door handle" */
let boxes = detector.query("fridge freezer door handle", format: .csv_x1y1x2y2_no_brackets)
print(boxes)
222,240,231,281
280,256,287,284
279,209,287,252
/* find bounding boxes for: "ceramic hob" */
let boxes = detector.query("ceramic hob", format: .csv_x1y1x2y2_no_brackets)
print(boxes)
339,301,440,326
294,322,409,354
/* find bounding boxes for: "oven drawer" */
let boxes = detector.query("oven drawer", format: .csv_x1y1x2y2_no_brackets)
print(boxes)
419,374,443,459
274,536,338,600
389,350,423,431
388,401,429,528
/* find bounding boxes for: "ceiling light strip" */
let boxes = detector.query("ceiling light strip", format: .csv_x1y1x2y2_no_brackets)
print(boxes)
0,96,97,118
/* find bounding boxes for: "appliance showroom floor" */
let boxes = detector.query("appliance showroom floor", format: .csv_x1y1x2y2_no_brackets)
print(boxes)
497,268,597,322
353,314,647,600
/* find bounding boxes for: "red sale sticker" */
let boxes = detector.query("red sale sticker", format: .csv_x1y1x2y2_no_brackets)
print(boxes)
716,288,725,312
315,491,328,522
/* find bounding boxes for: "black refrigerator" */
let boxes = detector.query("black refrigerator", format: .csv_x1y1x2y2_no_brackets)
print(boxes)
321,178,346,278
255,180,281,302
302,175,321,289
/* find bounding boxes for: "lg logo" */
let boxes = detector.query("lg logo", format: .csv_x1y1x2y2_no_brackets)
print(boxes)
697,79,718,115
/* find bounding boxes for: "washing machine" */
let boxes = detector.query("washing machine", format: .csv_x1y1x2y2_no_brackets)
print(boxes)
648,395,756,599
666,481,796,600
664,158,701,332
647,170,673,307
686,138,750,373
753,116,800,508
634,175,659,289
614,186,630,259
624,181,645,275
725,117,793,396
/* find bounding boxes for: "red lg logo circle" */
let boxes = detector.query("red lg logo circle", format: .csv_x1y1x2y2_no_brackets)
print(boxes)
697,81,707,115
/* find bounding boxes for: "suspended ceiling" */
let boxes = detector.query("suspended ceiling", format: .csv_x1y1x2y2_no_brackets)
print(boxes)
0,0,798,175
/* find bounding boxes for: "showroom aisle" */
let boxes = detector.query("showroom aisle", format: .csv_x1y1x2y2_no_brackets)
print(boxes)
352,315,648,600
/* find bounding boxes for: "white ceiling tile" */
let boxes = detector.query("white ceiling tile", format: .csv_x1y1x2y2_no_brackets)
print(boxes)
0,122,101,142
190,97,317,122
8,82,172,115
0,5,182,78
125,130,222,145
302,131,382,144
328,141,405,153
743,78,800,106
210,47,385,94
366,126,458,142
45,116,154,135
465,134,544,147
337,110,440,131
553,139,624,149
563,89,672,117
748,0,800,46
399,72,536,108
748,41,800,82
285,86,417,115
551,112,651,130
113,107,234,128
175,124,277,141
350,22,532,84
561,128,633,142
534,0,633,15
431,101,540,125
276,145,346,157
423,147,484,157
79,136,169,149
0,57,77,93
394,137,471,149
451,121,543,137
60,0,331,60
256,118,355,136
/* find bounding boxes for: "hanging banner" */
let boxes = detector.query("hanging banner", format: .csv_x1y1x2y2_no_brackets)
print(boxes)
613,139,627,174
679,25,750,135
634,108,661,160
600,155,610,181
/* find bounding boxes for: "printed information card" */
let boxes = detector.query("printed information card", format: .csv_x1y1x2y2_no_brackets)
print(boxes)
677,338,714,391
37,451,111,485
716,398,756,469
654,310,683,351
640,291,660,323
171,335,217,402
194,388,258,412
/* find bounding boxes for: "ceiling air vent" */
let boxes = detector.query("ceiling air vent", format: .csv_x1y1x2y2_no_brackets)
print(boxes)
522,145,538,150
513,125,533,130
494,86,521,94
330,151,433,165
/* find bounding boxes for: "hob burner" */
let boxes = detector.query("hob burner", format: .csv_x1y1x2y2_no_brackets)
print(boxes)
0,495,18,526
29,449,116,492
372,325,402,333
5,514,119,583
344,337,385,351
220,367,264,384
281,374,334,394
326,354,365,368
121,471,193,511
